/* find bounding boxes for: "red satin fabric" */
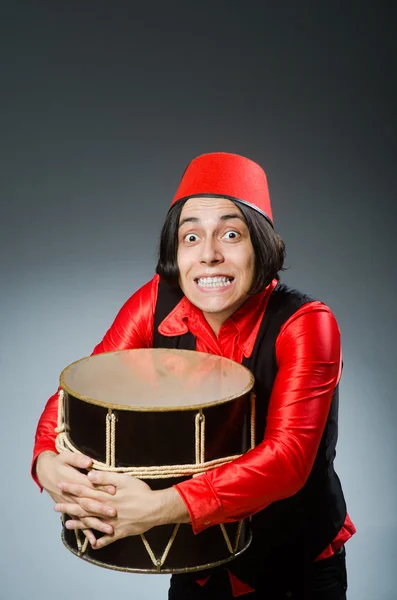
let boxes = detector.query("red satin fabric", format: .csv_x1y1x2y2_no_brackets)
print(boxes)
32,274,355,583
171,284,343,530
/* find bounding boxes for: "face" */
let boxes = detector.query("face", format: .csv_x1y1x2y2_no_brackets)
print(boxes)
177,197,255,333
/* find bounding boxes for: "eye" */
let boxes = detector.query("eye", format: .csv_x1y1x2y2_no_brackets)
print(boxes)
223,230,240,240
183,233,199,243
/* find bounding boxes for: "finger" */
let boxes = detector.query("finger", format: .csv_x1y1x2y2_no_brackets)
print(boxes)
60,469,95,489
65,518,114,535
81,516,114,534
55,499,116,518
93,528,143,550
88,471,122,487
79,497,117,517
85,484,116,495
93,533,116,550
58,451,93,470
83,529,97,547
55,502,85,517
98,485,116,495
63,521,98,547
57,482,115,501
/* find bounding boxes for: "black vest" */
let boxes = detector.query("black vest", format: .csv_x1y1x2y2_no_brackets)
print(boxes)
153,278,347,580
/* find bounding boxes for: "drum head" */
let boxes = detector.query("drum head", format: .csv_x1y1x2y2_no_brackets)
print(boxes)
60,348,254,411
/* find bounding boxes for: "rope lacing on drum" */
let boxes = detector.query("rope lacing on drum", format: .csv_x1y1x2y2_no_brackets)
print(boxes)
56,401,244,478
55,389,257,566
74,529,89,555
106,410,116,467
250,391,256,449
140,524,181,572
195,409,205,465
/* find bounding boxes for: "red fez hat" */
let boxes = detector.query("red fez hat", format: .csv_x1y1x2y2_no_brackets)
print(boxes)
170,152,273,226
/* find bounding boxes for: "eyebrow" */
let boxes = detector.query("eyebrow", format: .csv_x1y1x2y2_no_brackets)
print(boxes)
179,213,245,228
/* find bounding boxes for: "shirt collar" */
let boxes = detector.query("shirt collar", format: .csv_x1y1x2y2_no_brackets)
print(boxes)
158,279,278,358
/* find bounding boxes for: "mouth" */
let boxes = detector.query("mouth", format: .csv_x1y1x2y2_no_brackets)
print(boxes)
194,276,234,288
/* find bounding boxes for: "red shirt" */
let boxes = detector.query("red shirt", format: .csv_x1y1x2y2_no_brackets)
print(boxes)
32,274,355,595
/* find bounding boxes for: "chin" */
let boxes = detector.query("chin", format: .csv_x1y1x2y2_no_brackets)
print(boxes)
198,298,235,314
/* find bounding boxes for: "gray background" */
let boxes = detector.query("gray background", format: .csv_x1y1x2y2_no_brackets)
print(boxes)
1,2,396,599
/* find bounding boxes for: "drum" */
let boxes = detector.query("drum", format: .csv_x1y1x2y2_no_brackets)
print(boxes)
55,348,255,574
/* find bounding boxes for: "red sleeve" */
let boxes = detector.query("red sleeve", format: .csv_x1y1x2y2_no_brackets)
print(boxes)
31,275,159,488
175,302,342,533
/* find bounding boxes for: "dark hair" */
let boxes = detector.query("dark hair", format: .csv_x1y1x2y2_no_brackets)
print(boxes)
156,199,286,295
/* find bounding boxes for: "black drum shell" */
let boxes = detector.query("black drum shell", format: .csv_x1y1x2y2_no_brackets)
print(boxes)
64,392,251,465
61,391,252,572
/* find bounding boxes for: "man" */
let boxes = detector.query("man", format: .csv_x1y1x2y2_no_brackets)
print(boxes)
32,152,355,599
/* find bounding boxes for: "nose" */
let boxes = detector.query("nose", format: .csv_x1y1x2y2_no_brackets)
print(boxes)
199,236,224,265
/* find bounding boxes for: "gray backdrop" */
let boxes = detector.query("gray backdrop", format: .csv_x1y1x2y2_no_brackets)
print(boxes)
1,2,396,599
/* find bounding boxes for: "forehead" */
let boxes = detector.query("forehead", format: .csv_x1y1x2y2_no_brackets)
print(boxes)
179,196,243,220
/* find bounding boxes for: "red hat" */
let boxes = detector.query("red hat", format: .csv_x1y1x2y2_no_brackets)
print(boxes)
170,152,273,226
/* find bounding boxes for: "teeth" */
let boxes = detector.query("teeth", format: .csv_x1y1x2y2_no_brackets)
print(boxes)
197,276,233,288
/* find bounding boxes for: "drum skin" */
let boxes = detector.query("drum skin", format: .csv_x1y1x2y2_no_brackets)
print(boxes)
58,349,254,573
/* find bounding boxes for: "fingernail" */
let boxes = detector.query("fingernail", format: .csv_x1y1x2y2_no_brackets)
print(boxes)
57,483,64,490
54,505,61,512
88,471,97,480
104,526,113,533
107,508,115,516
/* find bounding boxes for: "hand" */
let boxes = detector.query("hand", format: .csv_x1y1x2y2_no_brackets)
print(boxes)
36,451,117,544
61,470,189,550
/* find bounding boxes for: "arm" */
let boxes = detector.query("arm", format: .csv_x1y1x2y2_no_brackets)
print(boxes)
32,276,159,541
32,275,159,487
175,303,342,533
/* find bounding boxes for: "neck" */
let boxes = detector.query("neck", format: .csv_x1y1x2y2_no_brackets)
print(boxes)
203,311,232,337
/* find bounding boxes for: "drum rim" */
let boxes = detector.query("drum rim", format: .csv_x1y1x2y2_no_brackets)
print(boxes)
61,524,253,574
59,348,255,412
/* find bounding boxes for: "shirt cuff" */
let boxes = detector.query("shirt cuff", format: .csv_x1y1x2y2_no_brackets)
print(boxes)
174,473,225,534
